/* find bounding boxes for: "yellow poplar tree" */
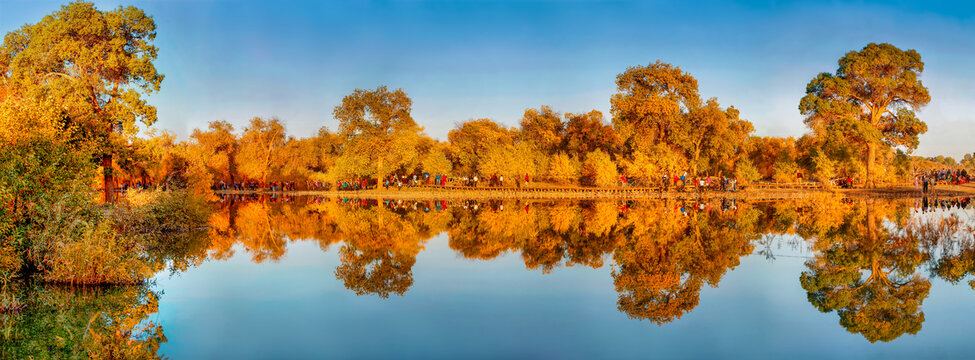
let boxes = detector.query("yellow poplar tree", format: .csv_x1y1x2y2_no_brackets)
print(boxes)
332,86,424,180
0,1,164,202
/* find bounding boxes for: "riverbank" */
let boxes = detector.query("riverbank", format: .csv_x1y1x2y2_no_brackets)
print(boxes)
837,184,975,198
214,183,975,200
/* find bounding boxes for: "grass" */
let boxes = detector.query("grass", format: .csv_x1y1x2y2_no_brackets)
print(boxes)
34,189,211,285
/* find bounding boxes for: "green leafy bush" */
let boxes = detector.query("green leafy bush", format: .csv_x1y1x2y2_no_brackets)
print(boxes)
0,137,211,285
772,158,800,183
35,189,211,285
734,158,762,184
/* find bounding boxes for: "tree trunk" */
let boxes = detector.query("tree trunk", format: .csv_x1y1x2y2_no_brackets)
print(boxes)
229,198,238,231
377,158,384,184
103,153,114,203
867,200,876,246
229,149,238,185
865,142,877,188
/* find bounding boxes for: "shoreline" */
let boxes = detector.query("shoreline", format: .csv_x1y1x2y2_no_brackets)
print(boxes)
213,184,975,200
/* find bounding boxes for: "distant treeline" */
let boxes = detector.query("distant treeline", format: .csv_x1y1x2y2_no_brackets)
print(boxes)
139,55,969,191
100,49,972,192
1,1,972,201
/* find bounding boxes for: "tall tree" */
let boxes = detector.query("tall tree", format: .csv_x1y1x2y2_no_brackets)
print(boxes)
611,61,751,176
800,43,930,187
332,86,422,179
563,110,620,159
682,99,753,176
0,1,164,202
519,105,564,154
190,121,239,184
238,117,287,183
447,118,518,175
610,61,700,150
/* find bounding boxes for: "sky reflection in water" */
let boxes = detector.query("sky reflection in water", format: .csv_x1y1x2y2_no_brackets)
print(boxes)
7,195,975,359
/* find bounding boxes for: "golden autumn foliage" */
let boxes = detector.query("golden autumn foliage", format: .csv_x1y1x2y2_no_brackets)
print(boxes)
448,118,519,175
1,284,166,359
0,3,957,201
546,152,582,184
0,1,165,202
11,60,934,191
238,117,288,183
26,192,952,344
800,43,931,188
582,150,619,187
333,86,425,180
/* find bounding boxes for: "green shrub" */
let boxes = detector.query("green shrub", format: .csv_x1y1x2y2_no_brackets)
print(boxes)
734,158,762,184
0,244,23,285
36,189,211,285
11,180,210,285
41,221,155,285
118,190,212,274
117,189,212,234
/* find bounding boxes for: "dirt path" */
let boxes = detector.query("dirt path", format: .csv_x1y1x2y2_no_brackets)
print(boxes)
214,183,975,200
838,183,975,199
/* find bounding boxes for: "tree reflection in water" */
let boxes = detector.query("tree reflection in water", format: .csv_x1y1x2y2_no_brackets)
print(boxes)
612,200,757,324
209,195,764,321
1,227,211,358
1,283,166,359
798,199,931,343
10,194,967,357
205,194,973,343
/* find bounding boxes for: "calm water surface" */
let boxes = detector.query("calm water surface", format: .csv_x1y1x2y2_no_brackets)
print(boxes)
6,196,975,359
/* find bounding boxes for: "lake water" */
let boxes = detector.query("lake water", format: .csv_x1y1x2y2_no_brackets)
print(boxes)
4,195,975,359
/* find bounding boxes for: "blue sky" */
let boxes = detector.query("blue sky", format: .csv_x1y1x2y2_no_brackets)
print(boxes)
2,0,974,158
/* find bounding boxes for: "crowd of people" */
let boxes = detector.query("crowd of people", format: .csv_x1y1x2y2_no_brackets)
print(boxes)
454,173,531,188
213,181,299,192
659,172,740,193
334,173,532,191
207,172,744,193
202,167,975,194
915,168,971,193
